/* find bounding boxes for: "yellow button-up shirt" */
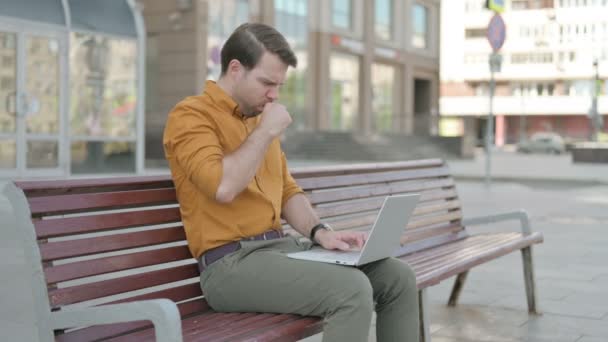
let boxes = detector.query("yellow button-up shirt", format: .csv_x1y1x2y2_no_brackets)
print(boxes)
163,81,304,258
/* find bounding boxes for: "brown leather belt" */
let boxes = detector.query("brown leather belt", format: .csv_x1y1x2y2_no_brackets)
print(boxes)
198,229,284,273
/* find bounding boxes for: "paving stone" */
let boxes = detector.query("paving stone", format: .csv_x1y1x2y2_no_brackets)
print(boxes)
524,313,608,339
493,295,607,320
576,336,608,342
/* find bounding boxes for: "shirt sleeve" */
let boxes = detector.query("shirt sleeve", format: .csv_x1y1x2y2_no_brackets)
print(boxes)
280,151,304,208
164,104,223,200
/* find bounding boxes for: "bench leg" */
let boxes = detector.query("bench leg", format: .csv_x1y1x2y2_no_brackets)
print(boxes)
419,289,431,342
447,271,469,307
521,246,539,314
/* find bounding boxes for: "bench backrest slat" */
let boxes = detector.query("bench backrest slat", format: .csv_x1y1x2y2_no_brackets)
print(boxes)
27,188,177,216
34,207,181,239
307,178,454,204
44,245,192,284
48,263,199,308
15,176,174,196
39,226,186,261
296,166,451,190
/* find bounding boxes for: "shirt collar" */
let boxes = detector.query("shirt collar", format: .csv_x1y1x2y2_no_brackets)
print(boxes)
203,80,245,119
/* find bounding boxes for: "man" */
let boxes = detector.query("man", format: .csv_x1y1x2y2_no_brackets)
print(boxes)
163,23,418,341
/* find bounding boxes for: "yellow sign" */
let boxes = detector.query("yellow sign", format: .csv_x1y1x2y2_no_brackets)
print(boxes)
486,0,505,13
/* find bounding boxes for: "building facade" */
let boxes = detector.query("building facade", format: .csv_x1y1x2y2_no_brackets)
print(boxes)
142,0,442,164
440,0,608,146
0,0,144,179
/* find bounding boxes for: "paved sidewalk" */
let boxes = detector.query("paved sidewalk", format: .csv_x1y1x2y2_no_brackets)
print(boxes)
447,149,608,185
2,154,607,341
303,180,608,341
286,149,608,187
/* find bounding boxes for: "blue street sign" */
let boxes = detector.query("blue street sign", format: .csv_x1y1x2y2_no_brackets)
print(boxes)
486,0,505,13
487,14,506,52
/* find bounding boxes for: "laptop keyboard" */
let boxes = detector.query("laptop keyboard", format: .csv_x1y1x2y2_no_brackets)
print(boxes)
309,249,360,262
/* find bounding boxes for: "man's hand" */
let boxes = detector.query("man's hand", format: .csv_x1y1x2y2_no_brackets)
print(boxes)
315,229,368,251
258,103,292,138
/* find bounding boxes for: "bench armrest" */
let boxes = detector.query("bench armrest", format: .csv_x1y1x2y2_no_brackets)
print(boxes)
462,209,532,235
49,299,182,342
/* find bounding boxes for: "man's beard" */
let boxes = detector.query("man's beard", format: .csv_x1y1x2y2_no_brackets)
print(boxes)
242,108,263,117
240,103,264,117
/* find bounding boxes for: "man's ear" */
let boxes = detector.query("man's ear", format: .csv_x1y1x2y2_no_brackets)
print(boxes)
228,59,243,79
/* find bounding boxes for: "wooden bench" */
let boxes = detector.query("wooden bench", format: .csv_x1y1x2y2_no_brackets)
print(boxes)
5,158,543,342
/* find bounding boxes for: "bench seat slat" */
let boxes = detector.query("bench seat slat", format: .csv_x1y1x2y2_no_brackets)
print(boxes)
405,232,544,288
231,316,323,342
297,166,451,190
28,188,177,216
105,312,264,342
308,178,455,204
35,207,181,239
45,245,193,284
48,264,199,307
193,314,301,342
104,312,322,342
40,226,186,262
410,234,523,270
404,233,511,264
56,298,209,342
395,231,468,257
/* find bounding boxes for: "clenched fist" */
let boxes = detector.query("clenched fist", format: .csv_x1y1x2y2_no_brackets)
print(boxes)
258,102,292,138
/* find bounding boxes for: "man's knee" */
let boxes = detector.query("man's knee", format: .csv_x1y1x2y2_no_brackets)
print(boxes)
330,270,374,314
380,258,417,295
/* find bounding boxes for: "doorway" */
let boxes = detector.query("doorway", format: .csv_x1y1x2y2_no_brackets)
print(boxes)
0,24,67,178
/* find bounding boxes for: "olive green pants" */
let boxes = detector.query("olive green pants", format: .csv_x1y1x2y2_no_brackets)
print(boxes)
200,236,419,341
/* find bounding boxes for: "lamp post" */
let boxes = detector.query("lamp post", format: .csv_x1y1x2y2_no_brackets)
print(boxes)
590,59,601,142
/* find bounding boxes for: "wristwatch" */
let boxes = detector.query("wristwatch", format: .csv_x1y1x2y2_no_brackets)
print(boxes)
309,222,333,243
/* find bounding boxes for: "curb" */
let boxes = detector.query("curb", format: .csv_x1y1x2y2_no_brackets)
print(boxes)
452,174,608,187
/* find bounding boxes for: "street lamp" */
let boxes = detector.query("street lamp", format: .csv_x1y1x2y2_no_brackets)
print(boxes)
589,59,602,142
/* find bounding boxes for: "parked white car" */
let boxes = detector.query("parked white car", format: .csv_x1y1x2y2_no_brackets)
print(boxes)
517,132,566,154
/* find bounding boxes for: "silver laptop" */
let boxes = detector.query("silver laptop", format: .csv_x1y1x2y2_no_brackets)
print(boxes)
287,194,420,266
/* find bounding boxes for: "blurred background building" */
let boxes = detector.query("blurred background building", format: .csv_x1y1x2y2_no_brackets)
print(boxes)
142,0,457,168
440,0,608,147
0,0,144,179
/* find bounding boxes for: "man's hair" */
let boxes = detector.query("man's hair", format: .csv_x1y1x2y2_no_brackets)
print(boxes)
220,23,297,75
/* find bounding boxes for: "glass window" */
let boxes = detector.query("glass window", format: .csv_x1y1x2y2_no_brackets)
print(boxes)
207,0,250,80
70,33,137,138
512,0,529,9
0,140,16,168
412,3,429,49
25,36,60,135
371,63,396,132
0,32,16,134
71,141,135,174
275,0,309,131
27,140,58,168
465,28,486,39
375,0,393,41
332,0,352,30
329,53,359,131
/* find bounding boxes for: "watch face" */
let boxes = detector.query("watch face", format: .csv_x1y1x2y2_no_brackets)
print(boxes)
321,223,333,231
